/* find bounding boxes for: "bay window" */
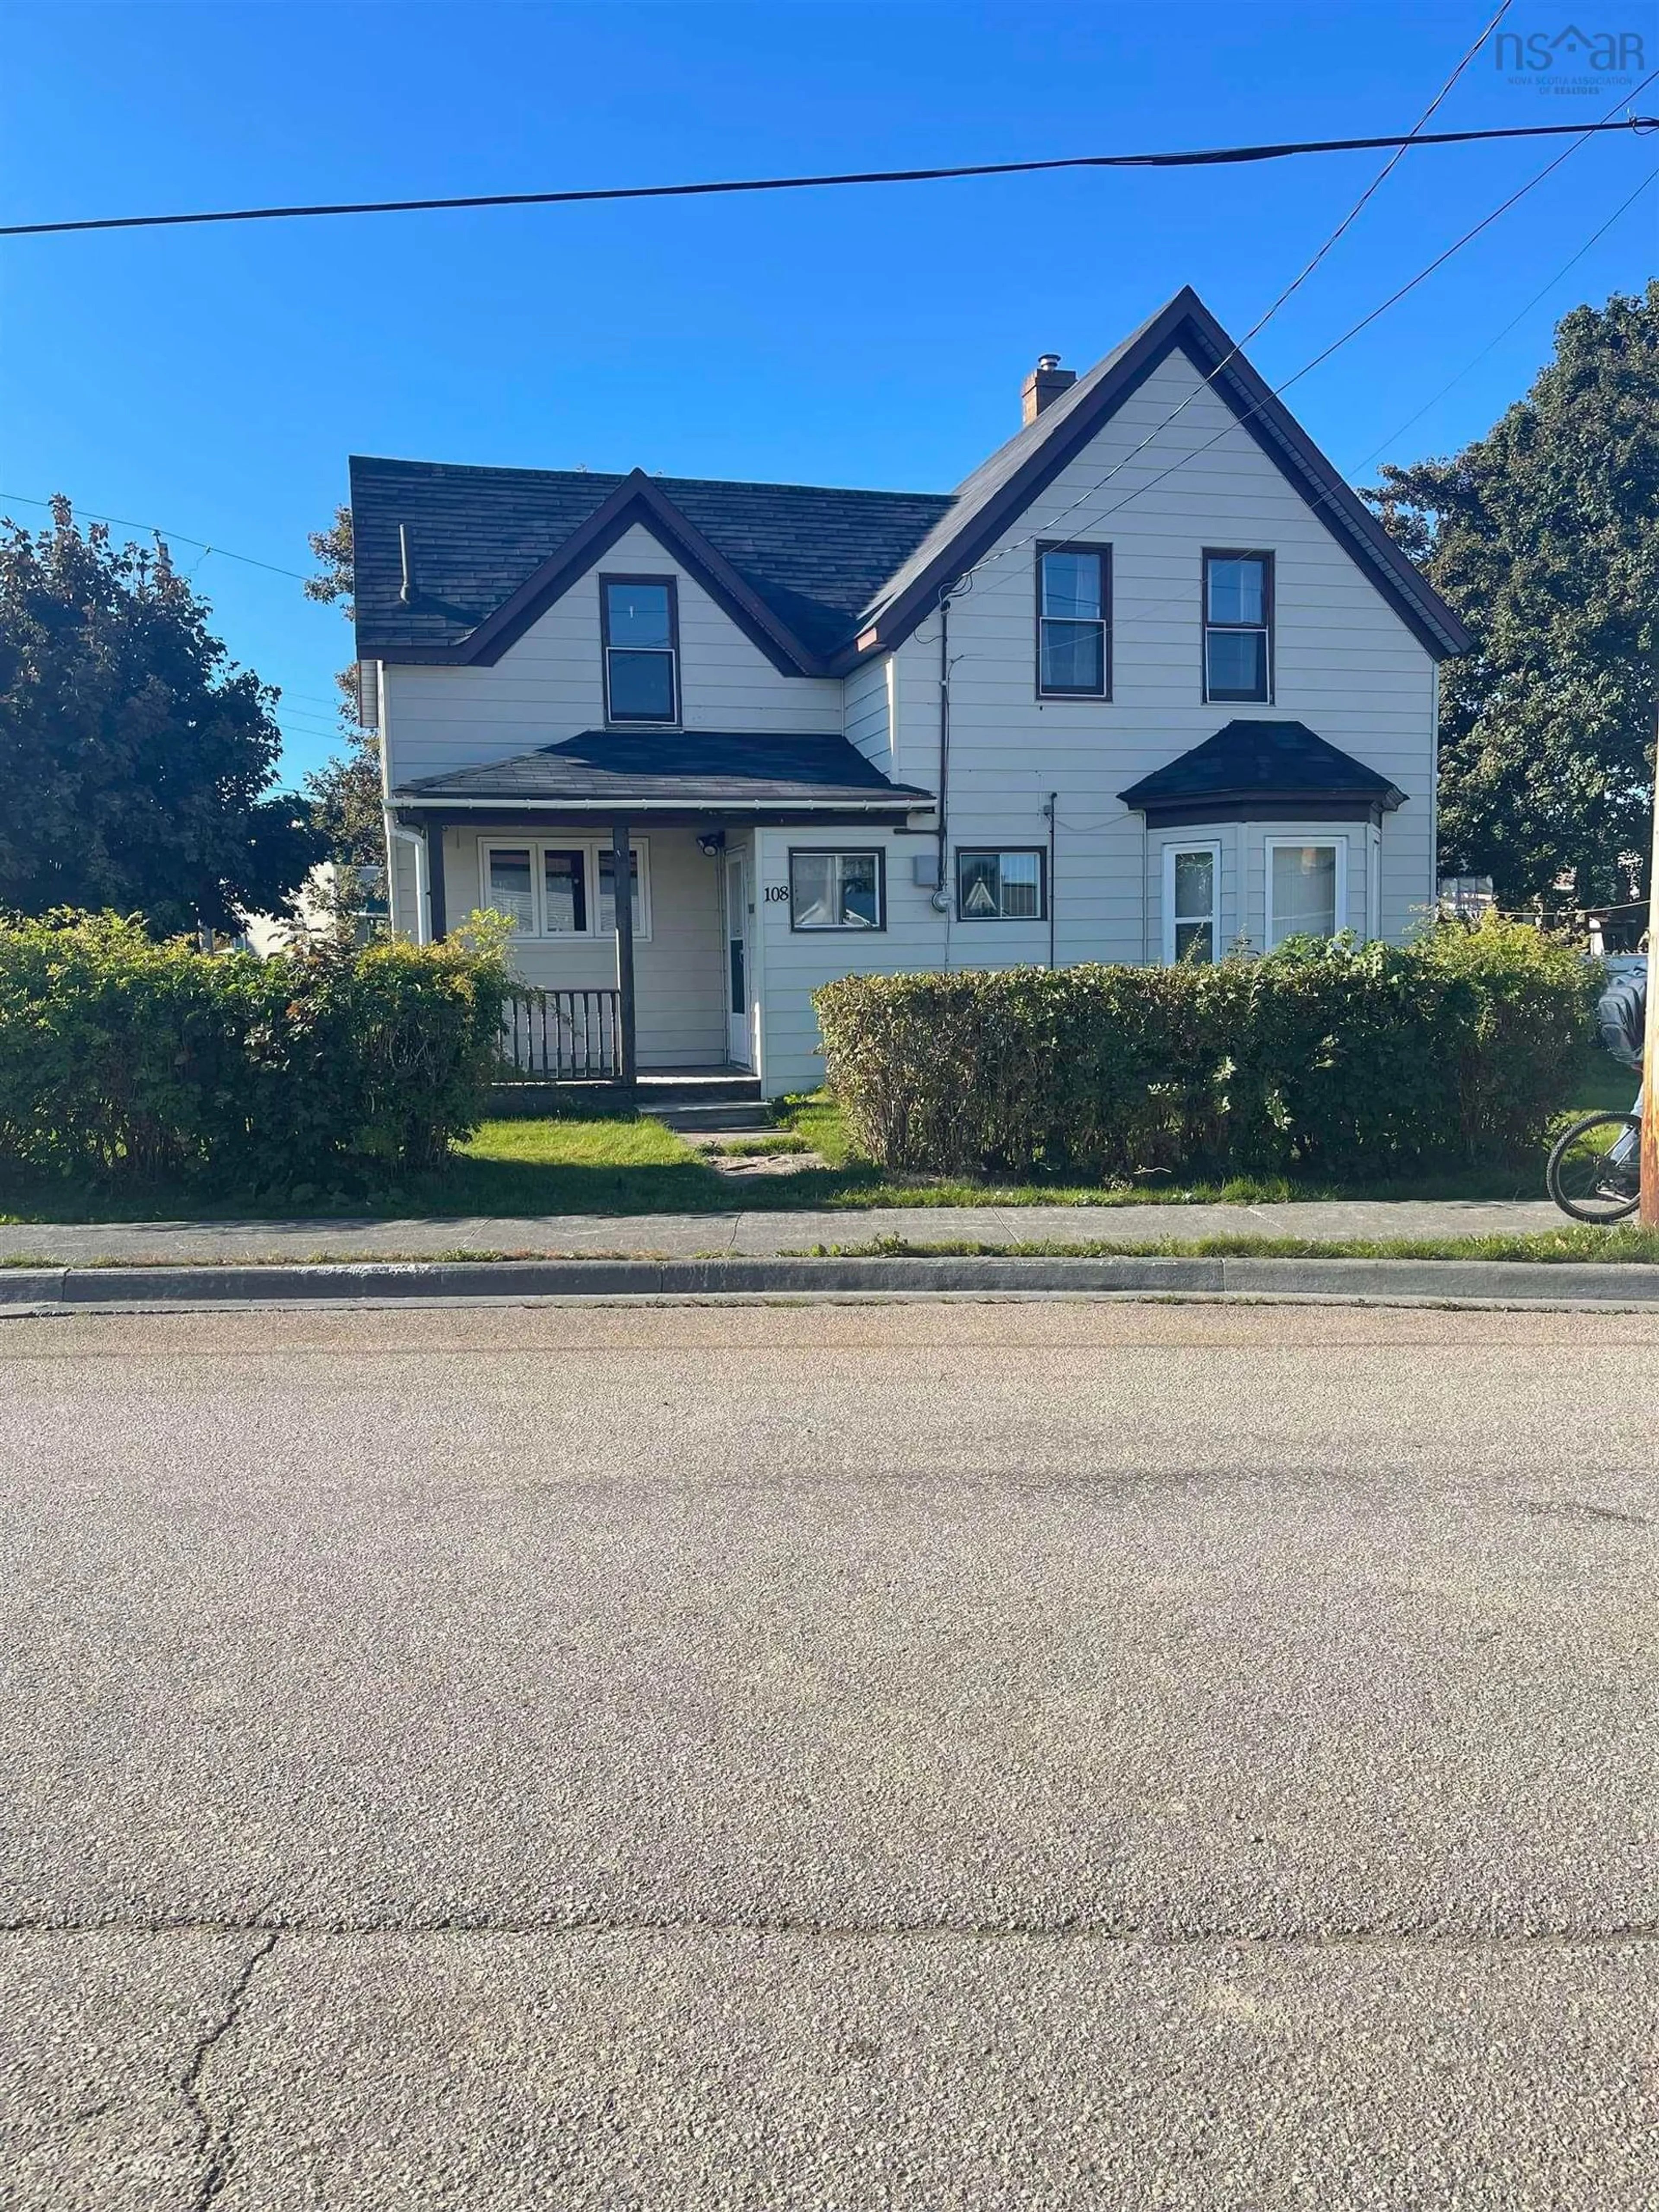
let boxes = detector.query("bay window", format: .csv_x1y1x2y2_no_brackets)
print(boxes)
1266,838,1345,947
1163,843,1220,964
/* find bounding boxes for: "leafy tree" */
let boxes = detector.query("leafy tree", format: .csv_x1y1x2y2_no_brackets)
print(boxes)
0,498,319,934
302,504,384,870
1368,283,1659,907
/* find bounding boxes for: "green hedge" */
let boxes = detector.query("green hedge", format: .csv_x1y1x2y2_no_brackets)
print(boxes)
0,910,511,1191
813,922,1598,1181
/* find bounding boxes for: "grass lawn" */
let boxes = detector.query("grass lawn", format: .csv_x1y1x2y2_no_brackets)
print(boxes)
0,1041,1638,1225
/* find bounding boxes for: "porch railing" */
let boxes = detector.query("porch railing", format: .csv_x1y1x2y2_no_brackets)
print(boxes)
500,987,622,1080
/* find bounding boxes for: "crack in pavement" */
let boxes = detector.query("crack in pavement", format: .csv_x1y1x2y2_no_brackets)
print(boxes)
8,1917,1659,1945
176,1929,277,2211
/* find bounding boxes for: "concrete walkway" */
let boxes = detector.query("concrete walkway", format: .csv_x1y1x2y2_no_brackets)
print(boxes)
0,1197,1566,1266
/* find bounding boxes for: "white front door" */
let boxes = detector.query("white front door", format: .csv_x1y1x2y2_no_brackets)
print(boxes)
725,853,750,1066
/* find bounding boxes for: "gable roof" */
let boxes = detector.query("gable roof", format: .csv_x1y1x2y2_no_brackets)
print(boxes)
350,457,950,670
1118,719,1405,815
391,728,933,815
855,287,1469,665
350,286,1468,675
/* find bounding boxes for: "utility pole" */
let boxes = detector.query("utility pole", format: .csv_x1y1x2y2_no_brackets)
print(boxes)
1643,707,1659,1228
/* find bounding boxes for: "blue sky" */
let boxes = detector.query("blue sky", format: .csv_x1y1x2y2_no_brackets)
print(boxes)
3,0,1655,785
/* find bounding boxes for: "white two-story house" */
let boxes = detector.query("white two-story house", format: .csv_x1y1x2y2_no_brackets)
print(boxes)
356,286,1467,1097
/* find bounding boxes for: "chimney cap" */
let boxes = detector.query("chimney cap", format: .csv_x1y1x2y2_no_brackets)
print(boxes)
1036,353,1063,372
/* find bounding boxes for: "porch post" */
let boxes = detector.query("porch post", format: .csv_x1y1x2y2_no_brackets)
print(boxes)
611,816,637,1087
426,821,448,940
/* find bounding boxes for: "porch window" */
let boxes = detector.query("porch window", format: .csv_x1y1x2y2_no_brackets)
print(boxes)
1163,843,1219,964
789,849,884,931
480,838,650,939
1203,551,1273,703
597,845,647,936
1266,838,1345,947
957,848,1046,921
484,847,535,933
542,849,588,934
601,576,679,723
1036,544,1109,697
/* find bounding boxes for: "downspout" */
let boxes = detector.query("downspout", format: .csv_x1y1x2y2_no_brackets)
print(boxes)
386,819,430,946
1045,791,1057,968
934,591,953,926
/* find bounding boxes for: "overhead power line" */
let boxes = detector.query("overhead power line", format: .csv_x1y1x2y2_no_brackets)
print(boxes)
1351,161,1659,470
0,489,312,582
953,60,1659,600
4,115,1656,239
960,0,1515,592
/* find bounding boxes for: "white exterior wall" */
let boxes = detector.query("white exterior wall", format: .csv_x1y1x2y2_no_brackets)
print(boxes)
381,521,842,787
373,347,1443,1092
887,347,1436,958
843,655,891,768
751,825,946,1095
448,821,725,1068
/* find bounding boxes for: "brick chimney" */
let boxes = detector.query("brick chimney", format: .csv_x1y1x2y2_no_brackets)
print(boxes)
1021,353,1076,426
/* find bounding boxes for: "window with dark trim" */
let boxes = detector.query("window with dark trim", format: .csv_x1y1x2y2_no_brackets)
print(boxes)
601,575,679,723
788,848,885,931
1203,551,1273,703
1036,543,1110,697
957,848,1047,921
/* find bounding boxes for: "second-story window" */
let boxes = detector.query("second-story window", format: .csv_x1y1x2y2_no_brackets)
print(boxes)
1036,544,1109,697
601,576,679,723
1203,551,1273,703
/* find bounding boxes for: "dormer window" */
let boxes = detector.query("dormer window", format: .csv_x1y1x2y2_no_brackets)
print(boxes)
601,576,679,723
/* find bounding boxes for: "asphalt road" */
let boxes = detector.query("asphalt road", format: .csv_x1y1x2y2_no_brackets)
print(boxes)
2,1298,1656,2209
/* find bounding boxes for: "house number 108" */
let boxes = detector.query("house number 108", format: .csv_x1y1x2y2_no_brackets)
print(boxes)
763,885,791,902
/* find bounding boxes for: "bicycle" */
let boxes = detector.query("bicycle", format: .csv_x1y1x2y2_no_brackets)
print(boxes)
1546,1110,1643,1222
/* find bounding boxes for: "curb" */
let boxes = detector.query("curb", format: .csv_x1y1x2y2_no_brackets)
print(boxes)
3,1254,1659,1309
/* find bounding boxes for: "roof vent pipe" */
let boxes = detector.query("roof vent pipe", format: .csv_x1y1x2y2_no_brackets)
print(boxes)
398,522,415,604
1022,354,1077,426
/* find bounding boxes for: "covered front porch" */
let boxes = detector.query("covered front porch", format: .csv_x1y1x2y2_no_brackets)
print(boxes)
384,727,932,1085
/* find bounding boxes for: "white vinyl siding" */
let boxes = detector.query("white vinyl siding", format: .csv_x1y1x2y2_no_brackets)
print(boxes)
447,824,723,1068
843,656,892,768
382,522,842,786
885,346,1436,957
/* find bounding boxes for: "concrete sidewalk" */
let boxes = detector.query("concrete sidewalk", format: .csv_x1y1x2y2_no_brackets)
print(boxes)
0,1196,1567,1265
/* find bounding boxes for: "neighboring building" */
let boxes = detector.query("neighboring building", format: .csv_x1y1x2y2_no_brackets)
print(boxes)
238,863,389,956
353,286,1467,1096
1438,874,1496,921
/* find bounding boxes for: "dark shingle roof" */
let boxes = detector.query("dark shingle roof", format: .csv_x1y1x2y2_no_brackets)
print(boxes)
858,288,1470,665
1119,721,1405,811
393,729,934,812
351,457,952,661
350,287,1468,672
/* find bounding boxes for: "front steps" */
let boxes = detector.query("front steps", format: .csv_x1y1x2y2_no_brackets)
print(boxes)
639,1073,767,1135
489,1069,767,1131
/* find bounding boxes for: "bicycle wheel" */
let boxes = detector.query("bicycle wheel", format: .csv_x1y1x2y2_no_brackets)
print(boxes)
1546,1112,1642,1222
